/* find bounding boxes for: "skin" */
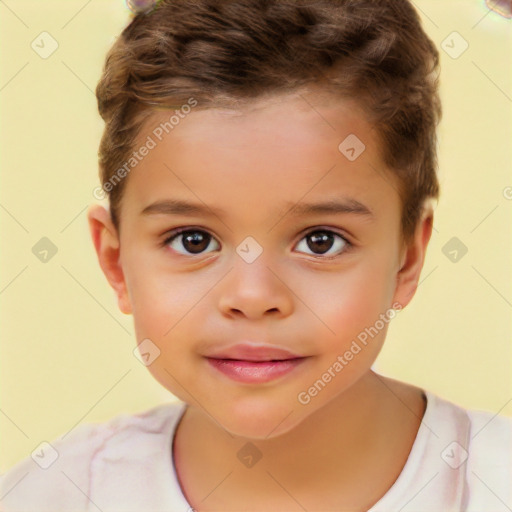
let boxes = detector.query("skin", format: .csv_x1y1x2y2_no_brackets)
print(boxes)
88,90,434,511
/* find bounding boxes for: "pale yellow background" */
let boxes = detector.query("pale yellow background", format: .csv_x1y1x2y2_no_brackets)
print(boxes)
1,0,511,471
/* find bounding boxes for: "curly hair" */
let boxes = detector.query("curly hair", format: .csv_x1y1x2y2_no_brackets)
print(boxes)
96,0,441,245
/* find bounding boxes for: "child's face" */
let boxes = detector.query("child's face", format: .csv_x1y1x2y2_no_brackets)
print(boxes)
89,92,431,438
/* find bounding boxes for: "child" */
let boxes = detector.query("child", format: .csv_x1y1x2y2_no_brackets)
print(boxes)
1,0,511,510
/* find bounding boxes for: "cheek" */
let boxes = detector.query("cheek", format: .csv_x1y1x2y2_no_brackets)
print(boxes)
125,264,204,402
290,268,394,414
134,286,197,342
123,254,198,342
314,263,395,347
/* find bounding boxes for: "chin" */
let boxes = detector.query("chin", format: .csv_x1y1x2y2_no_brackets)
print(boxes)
214,396,306,440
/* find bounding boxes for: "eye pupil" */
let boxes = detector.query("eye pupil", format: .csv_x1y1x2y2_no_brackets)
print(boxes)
307,231,334,254
168,229,346,258
182,231,210,254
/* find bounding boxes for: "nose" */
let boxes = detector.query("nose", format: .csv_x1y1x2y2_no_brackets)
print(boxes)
217,256,294,321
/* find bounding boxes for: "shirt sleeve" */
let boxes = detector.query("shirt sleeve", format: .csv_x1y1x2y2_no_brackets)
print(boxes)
465,411,512,511
0,421,119,512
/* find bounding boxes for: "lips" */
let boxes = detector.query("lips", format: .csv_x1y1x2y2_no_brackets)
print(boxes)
204,343,308,384
205,343,303,362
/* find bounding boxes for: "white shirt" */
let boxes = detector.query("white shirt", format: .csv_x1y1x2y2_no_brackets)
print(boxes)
1,389,511,511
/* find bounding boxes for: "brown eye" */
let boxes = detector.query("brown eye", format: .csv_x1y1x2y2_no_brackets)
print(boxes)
295,229,350,257
165,229,220,255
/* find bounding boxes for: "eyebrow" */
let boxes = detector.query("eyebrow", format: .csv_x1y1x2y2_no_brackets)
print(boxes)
141,199,226,217
141,198,374,219
285,198,374,218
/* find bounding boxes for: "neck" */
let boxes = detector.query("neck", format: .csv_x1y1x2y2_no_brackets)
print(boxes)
173,370,426,511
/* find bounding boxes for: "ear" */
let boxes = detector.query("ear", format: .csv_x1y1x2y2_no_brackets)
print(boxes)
87,204,132,314
392,205,434,309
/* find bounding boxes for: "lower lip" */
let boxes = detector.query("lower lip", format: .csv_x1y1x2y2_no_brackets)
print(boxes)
206,357,307,384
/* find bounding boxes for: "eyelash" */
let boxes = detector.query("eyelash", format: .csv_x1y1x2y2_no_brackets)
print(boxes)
161,226,353,260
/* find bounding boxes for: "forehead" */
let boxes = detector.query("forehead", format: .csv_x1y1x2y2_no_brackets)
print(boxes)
121,93,401,228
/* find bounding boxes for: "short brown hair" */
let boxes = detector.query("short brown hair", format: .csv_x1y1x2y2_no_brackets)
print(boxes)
96,0,441,245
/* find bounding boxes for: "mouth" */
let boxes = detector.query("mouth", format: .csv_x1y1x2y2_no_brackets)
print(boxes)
206,343,303,362
205,356,309,384
204,342,310,384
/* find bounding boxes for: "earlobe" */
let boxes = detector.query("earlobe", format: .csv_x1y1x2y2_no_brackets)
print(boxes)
392,208,434,309
87,204,132,315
